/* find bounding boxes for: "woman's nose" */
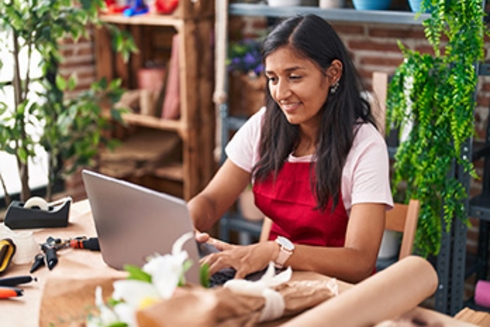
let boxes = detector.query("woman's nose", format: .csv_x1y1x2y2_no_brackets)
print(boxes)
274,80,291,102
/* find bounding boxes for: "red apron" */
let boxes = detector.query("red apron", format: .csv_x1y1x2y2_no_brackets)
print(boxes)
253,162,349,247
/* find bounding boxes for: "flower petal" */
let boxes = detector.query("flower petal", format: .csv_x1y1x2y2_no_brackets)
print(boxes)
171,232,194,256
112,280,160,308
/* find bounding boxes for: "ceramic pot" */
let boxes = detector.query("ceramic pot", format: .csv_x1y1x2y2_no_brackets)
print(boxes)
302,0,319,5
267,0,304,6
352,0,392,10
408,0,430,13
319,0,344,8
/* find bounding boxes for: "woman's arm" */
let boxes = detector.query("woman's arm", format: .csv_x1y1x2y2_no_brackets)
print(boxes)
188,159,251,232
201,202,385,283
288,203,385,283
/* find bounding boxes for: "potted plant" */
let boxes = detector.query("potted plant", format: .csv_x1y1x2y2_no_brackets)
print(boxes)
386,0,487,257
0,0,137,203
227,37,266,117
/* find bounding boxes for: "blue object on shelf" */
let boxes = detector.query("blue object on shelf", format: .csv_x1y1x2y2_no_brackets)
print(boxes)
408,0,431,13
123,0,149,16
352,0,392,10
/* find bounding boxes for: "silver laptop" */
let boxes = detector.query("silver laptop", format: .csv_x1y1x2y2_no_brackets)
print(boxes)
81,169,201,284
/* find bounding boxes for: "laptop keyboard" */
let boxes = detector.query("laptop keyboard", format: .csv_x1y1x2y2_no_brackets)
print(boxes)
209,267,237,287
197,241,268,287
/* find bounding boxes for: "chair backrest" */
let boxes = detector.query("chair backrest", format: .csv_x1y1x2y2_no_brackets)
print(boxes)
387,199,420,260
260,200,420,260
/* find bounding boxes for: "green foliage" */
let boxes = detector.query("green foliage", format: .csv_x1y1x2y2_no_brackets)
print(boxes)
386,0,487,257
0,0,136,201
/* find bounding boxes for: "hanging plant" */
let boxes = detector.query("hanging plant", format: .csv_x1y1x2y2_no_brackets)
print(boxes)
386,0,488,257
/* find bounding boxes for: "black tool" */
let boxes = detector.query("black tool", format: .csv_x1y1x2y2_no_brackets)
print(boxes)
29,253,45,273
0,275,37,287
69,237,100,251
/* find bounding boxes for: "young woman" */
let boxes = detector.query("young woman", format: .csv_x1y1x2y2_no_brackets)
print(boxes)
188,14,393,283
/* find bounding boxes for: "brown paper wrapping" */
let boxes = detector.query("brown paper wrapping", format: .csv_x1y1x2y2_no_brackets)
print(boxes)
38,262,127,327
136,279,337,327
282,256,439,327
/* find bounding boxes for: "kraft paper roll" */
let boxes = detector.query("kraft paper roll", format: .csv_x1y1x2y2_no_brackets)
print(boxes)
282,255,438,327
475,280,490,308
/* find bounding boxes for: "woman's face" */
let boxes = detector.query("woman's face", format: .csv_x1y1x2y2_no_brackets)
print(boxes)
264,46,333,128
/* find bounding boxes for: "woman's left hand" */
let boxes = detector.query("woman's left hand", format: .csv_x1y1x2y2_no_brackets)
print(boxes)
200,241,278,279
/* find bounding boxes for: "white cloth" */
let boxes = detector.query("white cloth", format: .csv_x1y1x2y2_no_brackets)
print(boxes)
225,107,394,214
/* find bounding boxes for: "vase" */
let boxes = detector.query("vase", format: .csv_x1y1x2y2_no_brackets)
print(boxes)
408,0,430,13
267,0,302,6
352,0,392,10
319,0,344,8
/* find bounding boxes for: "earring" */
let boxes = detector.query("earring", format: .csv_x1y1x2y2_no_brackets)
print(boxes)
330,80,340,94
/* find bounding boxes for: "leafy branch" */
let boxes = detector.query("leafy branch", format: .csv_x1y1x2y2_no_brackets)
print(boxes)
386,0,488,257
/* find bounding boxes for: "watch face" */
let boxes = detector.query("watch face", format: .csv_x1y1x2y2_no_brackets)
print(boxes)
277,236,294,251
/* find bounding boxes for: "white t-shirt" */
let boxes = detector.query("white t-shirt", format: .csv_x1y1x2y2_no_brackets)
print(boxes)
225,107,394,214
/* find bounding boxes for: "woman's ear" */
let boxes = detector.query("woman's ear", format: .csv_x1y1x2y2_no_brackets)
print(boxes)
327,59,343,84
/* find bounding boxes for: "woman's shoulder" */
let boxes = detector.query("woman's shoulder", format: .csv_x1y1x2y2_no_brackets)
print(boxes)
354,122,385,144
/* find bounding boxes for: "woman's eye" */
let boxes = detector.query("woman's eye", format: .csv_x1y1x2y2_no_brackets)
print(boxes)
289,75,301,80
267,76,277,83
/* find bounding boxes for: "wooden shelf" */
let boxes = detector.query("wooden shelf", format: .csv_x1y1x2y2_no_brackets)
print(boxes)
154,162,184,182
229,4,429,25
99,13,183,28
122,113,185,133
95,8,215,200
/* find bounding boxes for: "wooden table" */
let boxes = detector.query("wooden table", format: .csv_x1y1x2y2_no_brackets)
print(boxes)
0,200,484,327
0,200,127,327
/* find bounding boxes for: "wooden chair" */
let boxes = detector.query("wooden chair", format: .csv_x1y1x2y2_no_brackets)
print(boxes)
385,199,421,261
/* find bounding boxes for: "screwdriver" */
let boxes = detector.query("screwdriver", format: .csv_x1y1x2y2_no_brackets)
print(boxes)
0,286,23,299
0,275,37,287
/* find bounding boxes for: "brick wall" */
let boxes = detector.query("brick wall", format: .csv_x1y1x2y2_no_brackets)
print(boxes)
58,33,98,202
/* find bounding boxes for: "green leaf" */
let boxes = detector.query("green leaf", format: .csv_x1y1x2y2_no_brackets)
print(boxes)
123,264,152,283
55,75,67,91
200,263,211,288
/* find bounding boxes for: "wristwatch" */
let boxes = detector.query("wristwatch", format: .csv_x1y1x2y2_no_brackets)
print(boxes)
274,236,295,269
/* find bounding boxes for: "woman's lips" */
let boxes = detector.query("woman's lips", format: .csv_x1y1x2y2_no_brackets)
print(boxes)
281,102,301,112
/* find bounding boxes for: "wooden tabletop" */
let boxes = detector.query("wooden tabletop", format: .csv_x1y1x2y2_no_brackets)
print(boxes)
0,199,483,327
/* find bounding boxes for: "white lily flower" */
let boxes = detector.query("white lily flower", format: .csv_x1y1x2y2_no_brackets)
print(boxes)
88,232,195,327
86,286,121,327
224,262,292,296
113,302,137,326
112,279,161,308
143,232,193,298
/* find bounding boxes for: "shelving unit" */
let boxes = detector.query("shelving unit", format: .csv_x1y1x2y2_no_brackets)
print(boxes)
216,1,488,316
94,1,216,201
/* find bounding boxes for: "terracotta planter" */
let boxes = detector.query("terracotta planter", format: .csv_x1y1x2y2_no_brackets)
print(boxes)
228,73,266,117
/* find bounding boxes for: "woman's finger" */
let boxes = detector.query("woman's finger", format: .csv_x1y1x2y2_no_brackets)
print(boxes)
195,231,210,243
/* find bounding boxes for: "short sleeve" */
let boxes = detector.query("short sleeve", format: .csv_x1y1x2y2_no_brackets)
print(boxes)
224,107,265,173
341,123,394,212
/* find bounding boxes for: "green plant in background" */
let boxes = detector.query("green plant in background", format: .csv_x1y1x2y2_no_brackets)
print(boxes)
387,0,488,257
0,0,137,202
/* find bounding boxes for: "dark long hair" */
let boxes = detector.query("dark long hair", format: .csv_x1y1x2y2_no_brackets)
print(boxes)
252,14,376,211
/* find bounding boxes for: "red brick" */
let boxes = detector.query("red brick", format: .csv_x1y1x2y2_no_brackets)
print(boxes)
481,82,490,93
332,23,365,35
348,40,401,52
369,26,425,39
360,56,404,67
